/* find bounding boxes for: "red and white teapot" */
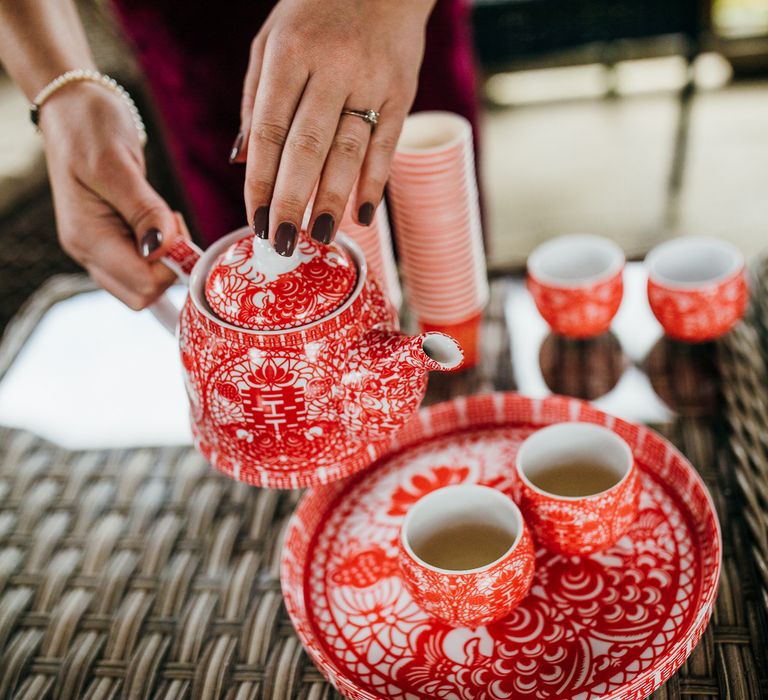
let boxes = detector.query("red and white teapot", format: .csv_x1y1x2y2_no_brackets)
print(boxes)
153,224,463,488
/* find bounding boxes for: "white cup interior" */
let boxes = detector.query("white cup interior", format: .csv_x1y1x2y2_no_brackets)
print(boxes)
527,234,625,287
401,484,522,574
646,236,743,288
516,422,633,500
397,111,471,154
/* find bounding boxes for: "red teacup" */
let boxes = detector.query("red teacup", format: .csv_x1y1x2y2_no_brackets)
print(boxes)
646,236,748,342
527,234,625,338
515,422,640,555
399,484,535,628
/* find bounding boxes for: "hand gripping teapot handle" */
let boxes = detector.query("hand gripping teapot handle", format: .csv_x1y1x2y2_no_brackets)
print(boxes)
150,234,203,334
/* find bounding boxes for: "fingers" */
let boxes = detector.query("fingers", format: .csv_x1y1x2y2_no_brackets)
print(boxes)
62,210,176,311
240,31,400,253
89,147,180,262
308,108,375,244
52,160,178,310
266,75,348,254
87,257,175,312
231,35,266,164
355,101,407,225
243,41,309,239
76,208,176,309
87,266,146,310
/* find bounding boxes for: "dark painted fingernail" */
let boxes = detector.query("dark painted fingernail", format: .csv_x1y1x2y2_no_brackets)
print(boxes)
358,202,374,225
229,131,244,163
275,222,297,256
252,206,269,239
311,213,334,245
140,228,162,257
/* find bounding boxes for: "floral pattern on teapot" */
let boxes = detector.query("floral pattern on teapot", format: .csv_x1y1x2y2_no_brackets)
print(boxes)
170,228,462,489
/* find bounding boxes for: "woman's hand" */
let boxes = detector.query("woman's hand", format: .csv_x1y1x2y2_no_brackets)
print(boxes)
40,82,180,309
233,0,435,255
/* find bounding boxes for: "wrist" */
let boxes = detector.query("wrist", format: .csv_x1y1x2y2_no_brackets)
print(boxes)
39,84,133,160
36,74,146,147
38,80,116,128
28,59,98,99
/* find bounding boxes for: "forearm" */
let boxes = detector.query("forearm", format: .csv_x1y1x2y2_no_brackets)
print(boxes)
0,0,95,99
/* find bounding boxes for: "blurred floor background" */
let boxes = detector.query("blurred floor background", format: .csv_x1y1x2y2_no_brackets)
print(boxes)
482,56,768,267
1,0,767,333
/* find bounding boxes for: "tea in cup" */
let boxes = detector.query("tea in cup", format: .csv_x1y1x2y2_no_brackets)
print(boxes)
515,422,639,555
399,484,535,627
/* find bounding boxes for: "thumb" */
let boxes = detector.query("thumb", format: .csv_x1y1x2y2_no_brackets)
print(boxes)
104,159,180,262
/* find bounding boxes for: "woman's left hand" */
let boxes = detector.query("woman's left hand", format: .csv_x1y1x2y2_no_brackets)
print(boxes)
232,0,435,255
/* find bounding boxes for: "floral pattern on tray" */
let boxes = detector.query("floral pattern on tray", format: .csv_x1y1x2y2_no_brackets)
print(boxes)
281,394,721,700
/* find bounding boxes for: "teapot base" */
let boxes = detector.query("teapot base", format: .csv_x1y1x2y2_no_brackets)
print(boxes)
191,421,394,489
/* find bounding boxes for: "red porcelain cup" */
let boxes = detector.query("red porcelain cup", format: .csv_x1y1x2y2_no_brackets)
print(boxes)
515,422,640,555
527,234,625,338
646,236,749,342
399,484,535,628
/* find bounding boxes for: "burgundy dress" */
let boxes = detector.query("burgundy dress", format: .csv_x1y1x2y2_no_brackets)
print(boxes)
112,0,478,245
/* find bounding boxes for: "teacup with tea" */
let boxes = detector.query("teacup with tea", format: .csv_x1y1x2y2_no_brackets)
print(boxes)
515,422,640,555
399,484,535,628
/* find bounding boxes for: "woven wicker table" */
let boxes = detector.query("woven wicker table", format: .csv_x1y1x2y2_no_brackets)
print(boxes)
0,271,767,699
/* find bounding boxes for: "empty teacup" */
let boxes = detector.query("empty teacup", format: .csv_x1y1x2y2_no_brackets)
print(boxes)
399,484,535,628
515,422,639,555
646,236,748,342
527,234,625,338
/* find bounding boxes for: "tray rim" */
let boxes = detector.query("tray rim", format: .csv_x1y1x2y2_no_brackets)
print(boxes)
280,391,722,700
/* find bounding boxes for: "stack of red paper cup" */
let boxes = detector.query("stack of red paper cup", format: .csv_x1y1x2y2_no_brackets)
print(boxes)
304,188,402,310
388,111,489,367
339,198,402,310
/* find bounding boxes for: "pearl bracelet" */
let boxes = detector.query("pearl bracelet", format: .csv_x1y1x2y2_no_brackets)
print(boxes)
30,69,147,147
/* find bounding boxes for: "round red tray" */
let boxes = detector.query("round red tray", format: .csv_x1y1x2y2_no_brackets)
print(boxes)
281,393,721,699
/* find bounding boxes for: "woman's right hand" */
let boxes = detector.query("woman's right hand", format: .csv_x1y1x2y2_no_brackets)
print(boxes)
39,81,180,309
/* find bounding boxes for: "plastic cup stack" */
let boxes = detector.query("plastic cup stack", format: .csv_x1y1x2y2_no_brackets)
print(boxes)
339,197,402,311
388,111,489,368
303,188,402,311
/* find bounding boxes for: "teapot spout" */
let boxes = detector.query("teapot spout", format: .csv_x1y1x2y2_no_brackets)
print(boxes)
399,331,465,373
341,330,463,442
351,330,463,377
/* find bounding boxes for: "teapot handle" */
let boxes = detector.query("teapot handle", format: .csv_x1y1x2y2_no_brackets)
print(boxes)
150,232,203,334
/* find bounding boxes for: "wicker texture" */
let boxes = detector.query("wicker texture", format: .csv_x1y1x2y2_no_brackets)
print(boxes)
0,274,766,698
721,259,768,615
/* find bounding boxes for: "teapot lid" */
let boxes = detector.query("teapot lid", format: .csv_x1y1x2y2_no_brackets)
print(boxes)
204,233,357,330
